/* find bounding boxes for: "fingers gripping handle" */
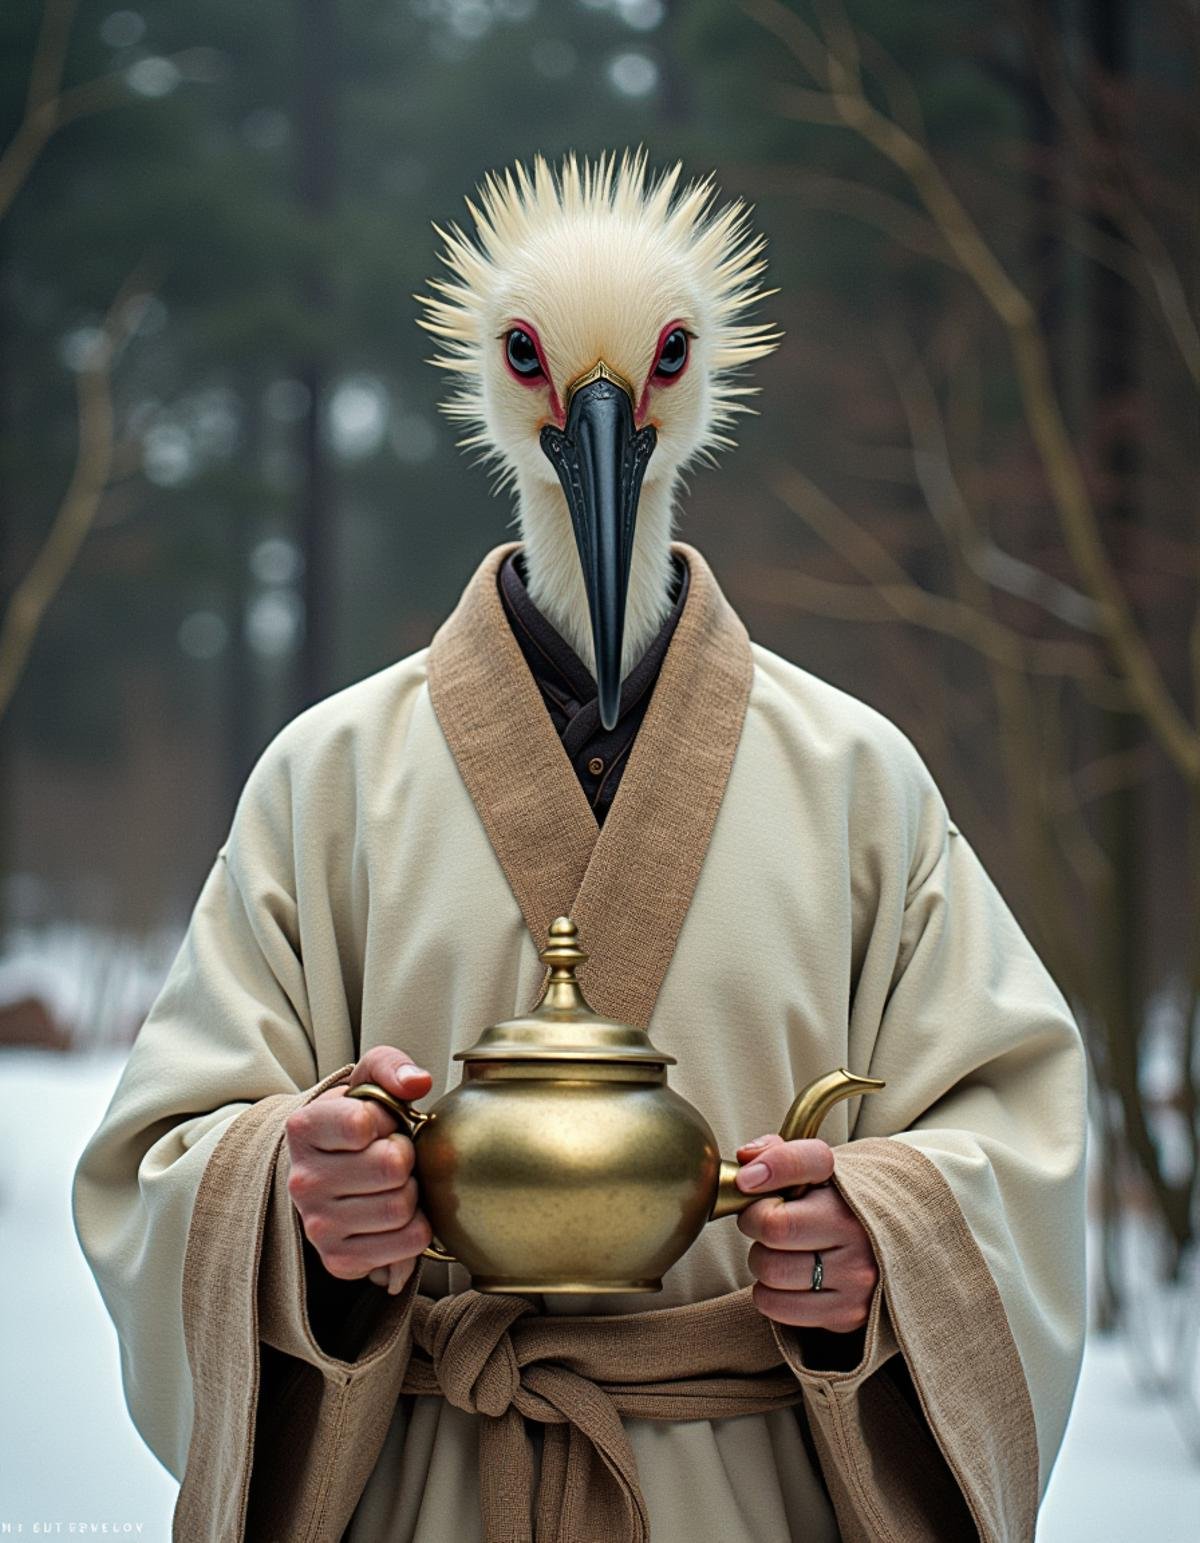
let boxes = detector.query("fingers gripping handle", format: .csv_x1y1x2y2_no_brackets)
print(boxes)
345,1082,457,1263
346,1080,434,1138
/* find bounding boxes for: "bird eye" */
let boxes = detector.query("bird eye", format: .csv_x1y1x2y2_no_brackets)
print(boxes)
505,328,544,380
652,328,689,380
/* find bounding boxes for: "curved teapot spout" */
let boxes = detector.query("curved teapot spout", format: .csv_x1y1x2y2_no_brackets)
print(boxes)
777,1068,886,1142
708,1067,885,1222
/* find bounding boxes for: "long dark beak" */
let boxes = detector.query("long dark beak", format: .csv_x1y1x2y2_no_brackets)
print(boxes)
540,371,657,731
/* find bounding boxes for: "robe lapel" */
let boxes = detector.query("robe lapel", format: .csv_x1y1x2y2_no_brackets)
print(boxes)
426,541,754,1028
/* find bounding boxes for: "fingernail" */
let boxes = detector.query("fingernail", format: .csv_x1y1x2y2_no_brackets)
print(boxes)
740,1135,773,1152
738,1161,771,1190
400,1065,430,1080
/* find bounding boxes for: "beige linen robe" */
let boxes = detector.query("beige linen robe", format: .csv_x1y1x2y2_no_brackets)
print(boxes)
73,542,1087,1542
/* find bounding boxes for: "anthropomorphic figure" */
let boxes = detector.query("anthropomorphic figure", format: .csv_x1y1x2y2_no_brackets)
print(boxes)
75,150,1087,1543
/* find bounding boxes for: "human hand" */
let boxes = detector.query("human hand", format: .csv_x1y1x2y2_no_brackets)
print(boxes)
735,1134,879,1331
285,1046,434,1295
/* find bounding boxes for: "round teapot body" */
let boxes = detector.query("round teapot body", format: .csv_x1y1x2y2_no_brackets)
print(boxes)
413,1064,721,1292
347,918,888,1293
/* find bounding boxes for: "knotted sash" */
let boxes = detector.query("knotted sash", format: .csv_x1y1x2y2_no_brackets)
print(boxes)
400,1286,803,1543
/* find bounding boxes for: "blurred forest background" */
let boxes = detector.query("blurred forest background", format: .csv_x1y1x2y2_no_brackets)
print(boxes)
1,0,1198,1432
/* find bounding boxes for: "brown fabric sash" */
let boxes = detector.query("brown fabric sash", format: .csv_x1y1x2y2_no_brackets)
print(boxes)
400,1287,801,1543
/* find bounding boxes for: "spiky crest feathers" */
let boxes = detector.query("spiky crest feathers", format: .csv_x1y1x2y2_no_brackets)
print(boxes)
415,147,781,480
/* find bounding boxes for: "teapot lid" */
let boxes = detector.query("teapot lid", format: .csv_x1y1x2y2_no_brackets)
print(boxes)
454,916,676,1066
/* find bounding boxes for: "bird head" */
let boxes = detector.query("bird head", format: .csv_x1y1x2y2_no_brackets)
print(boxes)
417,148,779,728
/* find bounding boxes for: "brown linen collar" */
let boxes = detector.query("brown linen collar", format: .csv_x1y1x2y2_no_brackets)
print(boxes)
426,541,754,1027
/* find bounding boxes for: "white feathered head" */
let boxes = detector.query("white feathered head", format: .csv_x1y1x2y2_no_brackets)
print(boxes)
416,148,780,726
416,146,780,491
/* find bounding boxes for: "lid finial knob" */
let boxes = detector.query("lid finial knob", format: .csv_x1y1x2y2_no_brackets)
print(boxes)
452,915,675,1066
539,916,589,981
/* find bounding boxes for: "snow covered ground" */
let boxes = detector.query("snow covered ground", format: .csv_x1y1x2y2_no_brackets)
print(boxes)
0,1051,178,1538
2,1049,1198,1541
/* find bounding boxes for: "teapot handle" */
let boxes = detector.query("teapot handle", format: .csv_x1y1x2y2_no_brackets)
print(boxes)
708,1067,885,1222
345,1082,457,1263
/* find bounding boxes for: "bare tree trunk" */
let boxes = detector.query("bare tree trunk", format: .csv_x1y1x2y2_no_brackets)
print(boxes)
657,1,692,129
1086,0,1164,1270
295,0,337,710
226,376,259,817
0,227,11,936
1029,1,1065,372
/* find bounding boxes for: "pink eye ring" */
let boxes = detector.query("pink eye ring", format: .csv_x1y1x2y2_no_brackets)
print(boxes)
505,327,544,380
499,319,564,423
652,327,689,380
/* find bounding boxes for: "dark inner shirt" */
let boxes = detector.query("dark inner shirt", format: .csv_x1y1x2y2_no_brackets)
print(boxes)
498,550,688,825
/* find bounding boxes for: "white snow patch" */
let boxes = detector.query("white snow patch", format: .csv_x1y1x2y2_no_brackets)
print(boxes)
0,1050,178,1536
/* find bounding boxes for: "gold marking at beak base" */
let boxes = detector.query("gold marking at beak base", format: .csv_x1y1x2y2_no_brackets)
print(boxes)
563,359,637,411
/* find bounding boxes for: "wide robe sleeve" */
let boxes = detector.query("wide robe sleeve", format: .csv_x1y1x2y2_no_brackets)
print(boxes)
71,748,419,1543
774,798,1088,1543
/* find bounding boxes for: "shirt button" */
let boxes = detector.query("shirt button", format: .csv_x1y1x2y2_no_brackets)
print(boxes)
587,756,605,776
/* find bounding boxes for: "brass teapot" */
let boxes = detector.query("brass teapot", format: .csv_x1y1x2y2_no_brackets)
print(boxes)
348,917,884,1293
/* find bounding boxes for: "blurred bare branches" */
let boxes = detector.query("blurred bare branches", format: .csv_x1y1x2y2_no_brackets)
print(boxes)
0,0,154,722
747,0,1199,779
0,269,153,719
744,0,1200,1335
0,0,128,222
